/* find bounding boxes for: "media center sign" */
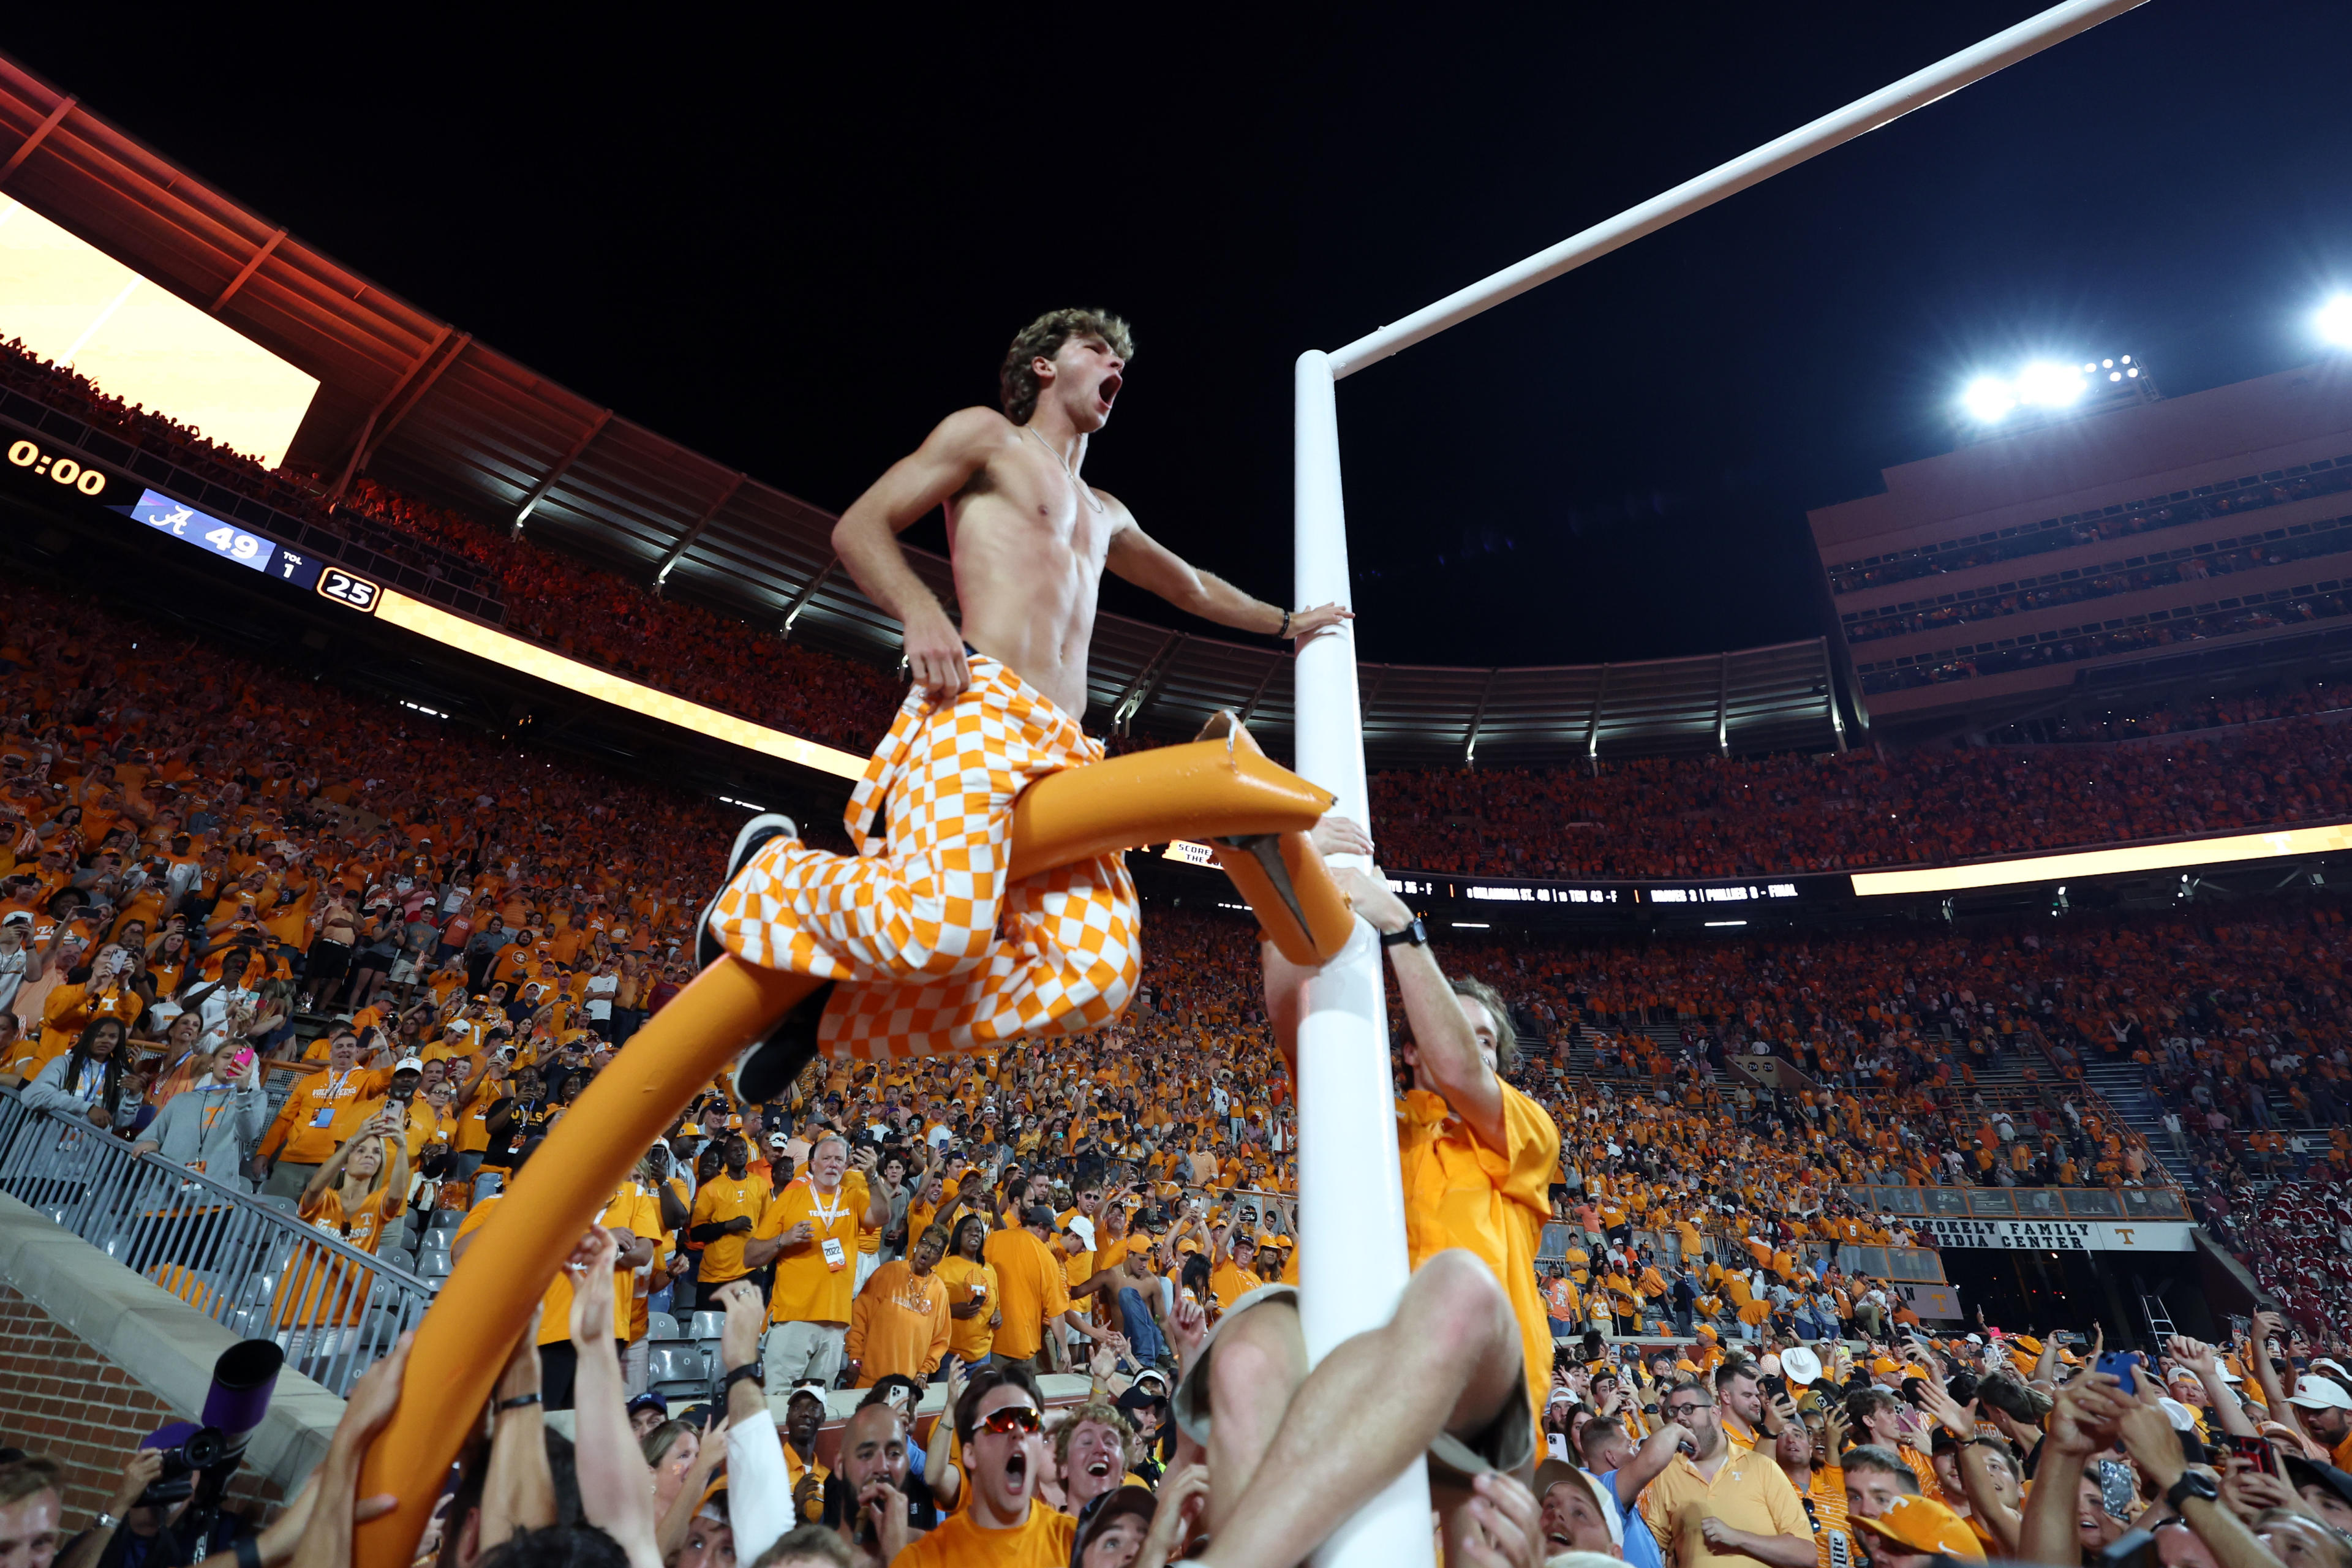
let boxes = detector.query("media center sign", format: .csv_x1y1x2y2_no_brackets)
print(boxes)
1924,1218,2196,1253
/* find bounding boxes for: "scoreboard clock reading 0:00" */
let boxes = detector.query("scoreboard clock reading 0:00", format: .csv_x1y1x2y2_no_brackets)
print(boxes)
4,429,379,612
7,436,112,497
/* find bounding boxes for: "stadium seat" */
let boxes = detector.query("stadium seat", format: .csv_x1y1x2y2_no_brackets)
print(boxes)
646,1346,708,1404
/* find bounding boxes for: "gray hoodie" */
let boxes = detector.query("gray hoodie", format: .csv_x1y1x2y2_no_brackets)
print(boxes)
141,1079,271,1193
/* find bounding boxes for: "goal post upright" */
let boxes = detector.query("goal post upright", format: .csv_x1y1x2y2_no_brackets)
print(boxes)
1292,345,1434,1568
1285,5,2150,1566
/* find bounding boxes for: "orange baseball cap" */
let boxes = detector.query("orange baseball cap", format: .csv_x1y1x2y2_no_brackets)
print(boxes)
1856,1496,1985,1560
1869,1356,1901,1376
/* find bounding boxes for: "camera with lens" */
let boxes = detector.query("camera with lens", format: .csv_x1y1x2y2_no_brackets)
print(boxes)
139,1339,284,1541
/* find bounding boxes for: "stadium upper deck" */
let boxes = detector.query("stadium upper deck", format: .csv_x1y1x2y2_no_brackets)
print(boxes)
1812,360,2352,729
0,55,1848,770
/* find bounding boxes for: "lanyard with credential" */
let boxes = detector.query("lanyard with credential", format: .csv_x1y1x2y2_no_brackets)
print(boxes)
808,1182,851,1273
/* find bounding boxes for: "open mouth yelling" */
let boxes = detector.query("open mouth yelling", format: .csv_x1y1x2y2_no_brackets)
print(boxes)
1547,1534,1574,1553
1098,373,1122,410
1087,1458,1113,1479
1005,1450,1028,1485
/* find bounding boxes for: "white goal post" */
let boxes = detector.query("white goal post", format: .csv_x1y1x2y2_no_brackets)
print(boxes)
1286,6,2150,1567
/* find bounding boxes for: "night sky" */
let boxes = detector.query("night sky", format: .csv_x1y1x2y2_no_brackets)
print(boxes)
12,3,2352,668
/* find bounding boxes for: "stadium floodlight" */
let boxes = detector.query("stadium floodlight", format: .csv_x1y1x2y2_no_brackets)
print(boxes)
2317,293,2352,349
2015,360,2089,407
1961,375,2018,423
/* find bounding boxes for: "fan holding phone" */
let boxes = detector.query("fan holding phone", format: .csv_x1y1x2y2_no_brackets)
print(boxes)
132,1042,271,1193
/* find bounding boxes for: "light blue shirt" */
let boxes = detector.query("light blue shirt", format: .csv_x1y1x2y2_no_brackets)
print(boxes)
1593,1468,1665,1568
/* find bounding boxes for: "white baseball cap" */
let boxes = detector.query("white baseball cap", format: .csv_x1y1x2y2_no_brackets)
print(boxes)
2290,1379,2352,1411
393,1056,426,1074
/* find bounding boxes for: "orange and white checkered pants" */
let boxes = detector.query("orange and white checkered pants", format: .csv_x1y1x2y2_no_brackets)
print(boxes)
706,655,1139,1062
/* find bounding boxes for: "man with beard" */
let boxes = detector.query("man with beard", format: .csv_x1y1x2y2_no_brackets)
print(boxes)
688,1133,772,1314
891,1366,1068,1568
746,1133,892,1396
821,1401,937,1568
1639,1381,1813,1568
1717,1359,1784,1455
718,1281,833,1562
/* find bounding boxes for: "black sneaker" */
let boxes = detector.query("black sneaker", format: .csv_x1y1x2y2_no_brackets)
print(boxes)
732,980,835,1104
695,813,797,971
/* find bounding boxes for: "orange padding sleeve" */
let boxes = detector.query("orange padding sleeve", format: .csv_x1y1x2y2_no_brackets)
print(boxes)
1213,829,1356,966
1006,734,1333,883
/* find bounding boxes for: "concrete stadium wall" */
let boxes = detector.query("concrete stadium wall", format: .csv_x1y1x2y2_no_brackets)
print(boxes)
0,1193,345,1531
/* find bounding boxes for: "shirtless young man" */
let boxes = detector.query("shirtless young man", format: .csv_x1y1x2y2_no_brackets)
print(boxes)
706,309,1349,1096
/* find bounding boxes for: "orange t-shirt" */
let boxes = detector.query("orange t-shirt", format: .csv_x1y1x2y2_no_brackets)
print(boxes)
276,1179,401,1327
1397,1080,1561,1432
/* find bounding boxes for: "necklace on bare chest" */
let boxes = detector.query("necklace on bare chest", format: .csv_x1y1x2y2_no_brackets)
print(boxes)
1025,425,1106,514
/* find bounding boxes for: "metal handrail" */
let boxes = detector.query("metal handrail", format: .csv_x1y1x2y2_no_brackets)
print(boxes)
0,1088,435,1395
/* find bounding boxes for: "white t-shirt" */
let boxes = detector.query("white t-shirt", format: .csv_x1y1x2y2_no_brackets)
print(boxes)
584,972,618,1021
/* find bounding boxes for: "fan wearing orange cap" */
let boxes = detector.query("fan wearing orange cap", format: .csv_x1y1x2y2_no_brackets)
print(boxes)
1853,1495,1985,1568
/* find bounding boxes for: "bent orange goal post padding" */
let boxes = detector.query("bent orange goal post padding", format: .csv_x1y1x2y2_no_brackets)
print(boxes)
354,723,1352,1568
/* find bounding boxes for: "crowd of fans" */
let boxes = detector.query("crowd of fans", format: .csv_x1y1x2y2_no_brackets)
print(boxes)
16,371,2352,1566
1858,587,2352,696
1369,712,2352,878
1986,684,2352,745
1826,457,2352,597
1842,518,2352,648
19,336,2352,891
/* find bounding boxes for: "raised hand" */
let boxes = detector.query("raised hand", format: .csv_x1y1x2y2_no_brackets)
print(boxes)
2046,1374,2133,1458
1170,1295,1209,1371
1916,1379,1978,1439
1308,815,1374,861
1137,1463,1211,1568
566,1224,618,1348
717,1279,766,1368
1457,1471,1545,1568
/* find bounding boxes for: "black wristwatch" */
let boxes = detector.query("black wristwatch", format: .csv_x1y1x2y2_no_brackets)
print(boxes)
2165,1471,2219,1510
720,1360,764,1393
1379,918,1428,949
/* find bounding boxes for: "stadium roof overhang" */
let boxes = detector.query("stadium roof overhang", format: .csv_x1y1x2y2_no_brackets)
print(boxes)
0,56,1846,769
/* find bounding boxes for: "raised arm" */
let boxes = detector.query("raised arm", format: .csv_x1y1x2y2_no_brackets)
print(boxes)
1332,865,1506,1151
1104,514,1351,642
567,1226,663,1568
831,407,1006,699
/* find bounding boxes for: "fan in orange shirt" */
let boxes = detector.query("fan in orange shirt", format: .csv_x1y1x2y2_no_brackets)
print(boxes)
273,1108,408,1373
843,1224,953,1388
1172,841,1550,1568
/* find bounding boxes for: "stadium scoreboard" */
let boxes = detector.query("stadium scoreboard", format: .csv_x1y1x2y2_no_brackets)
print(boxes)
6,426,381,612
3,411,867,783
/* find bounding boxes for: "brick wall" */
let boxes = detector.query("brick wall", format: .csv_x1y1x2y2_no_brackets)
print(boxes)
0,1282,286,1531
